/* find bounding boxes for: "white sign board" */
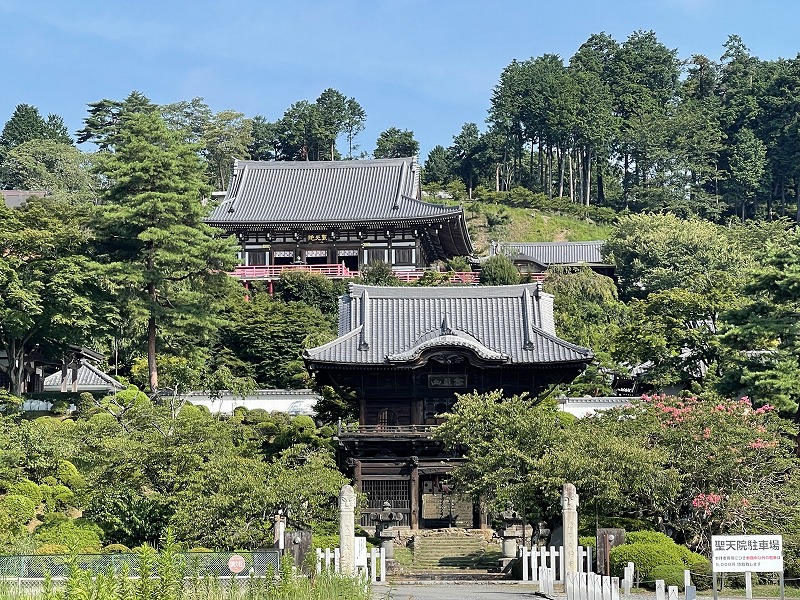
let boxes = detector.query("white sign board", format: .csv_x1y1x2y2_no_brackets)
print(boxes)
354,536,368,568
711,535,783,573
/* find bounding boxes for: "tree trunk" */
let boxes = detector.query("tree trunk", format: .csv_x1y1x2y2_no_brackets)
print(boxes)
597,155,606,205
148,313,158,395
557,146,565,198
3,339,26,396
584,149,592,206
796,181,800,223
569,150,575,203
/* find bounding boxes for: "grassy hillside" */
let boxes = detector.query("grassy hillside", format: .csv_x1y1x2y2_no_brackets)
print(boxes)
466,203,613,255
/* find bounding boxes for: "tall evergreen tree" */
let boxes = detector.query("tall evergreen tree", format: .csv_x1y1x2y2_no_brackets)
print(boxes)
94,111,237,395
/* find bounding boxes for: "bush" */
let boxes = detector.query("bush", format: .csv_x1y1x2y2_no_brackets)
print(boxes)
0,494,37,526
102,543,131,553
56,460,85,490
360,261,401,286
9,479,42,505
50,399,70,415
446,256,471,272
579,535,596,550
479,255,519,286
34,518,104,553
648,564,687,590
75,392,95,418
609,542,686,580
35,543,69,555
688,558,713,591
312,534,340,551
625,531,674,545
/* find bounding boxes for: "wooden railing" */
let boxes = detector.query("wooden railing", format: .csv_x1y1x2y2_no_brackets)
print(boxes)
231,263,355,280
230,264,492,284
337,423,437,437
230,263,548,283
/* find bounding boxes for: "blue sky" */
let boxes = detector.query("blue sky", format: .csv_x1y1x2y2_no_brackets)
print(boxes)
2,0,799,161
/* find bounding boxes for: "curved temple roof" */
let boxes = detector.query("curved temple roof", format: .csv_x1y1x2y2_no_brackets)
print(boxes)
304,283,593,367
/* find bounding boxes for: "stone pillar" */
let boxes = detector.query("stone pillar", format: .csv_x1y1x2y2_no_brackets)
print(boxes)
410,459,419,530
339,484,357,575
562,483,579,575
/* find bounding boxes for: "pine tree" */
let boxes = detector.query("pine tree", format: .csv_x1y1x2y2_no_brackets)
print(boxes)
95,111,237,395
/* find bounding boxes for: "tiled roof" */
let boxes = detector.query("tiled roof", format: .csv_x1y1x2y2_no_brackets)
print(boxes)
491,241,607,266
206,157,464,227
43,360,123,391
304,284,592,366
1,190,46,208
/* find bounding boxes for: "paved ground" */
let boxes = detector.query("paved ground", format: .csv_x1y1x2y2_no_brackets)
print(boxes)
372,582,542,600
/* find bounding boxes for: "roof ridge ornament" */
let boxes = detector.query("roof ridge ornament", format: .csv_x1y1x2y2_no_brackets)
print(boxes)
359,289,370,351
440,314,453,336
522,287,535,351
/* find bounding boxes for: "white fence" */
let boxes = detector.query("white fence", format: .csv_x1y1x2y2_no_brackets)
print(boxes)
519,545,593,582
565,571,621,600
315,547,386,583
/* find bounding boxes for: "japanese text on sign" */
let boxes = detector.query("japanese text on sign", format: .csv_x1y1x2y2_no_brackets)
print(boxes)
711,535,783,573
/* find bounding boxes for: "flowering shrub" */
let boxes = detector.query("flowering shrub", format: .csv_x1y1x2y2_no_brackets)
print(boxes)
590,394,798,554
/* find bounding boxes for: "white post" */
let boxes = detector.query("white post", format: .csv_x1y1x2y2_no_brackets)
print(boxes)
379,547,386,583
316,548,322,574
334,547,340,573
668,586,679,600
684,569,691,592
611,577,620,600
566,571,579,600
558,545,566,581
370,548,377,583
623,562,633,595
602,576,612,600
593,573,603,600
579,573,589,600
656,580,666,600
745,572,752,599
521,547,529,582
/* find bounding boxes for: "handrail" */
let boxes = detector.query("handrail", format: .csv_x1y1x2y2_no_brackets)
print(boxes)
230,264,547,283
337,423,437,436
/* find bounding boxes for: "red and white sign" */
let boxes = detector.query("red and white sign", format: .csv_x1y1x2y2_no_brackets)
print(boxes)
227,554,246,574
712,535,783,573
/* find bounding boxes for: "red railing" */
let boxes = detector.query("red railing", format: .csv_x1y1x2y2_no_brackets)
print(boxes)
230,264,547,284
231,263,355,280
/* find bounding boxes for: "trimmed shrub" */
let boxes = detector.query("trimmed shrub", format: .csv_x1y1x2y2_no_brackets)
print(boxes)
34,518,104,553
609,542,686,579
50,400,70,415
625,531,674,545
35,543,69,555
56,460,85,490
8,479,42,505
649,564,687,590
479,255,520,286
75,392,95,418
0,494,37,526
102,543,131,553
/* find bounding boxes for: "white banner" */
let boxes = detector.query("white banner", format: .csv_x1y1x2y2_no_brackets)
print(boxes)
711,535,783,573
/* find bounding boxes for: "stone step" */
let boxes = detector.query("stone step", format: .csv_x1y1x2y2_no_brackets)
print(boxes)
412,535,495,568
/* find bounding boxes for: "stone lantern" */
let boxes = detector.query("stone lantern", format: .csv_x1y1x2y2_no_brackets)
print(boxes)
371,501,403,559
498,507,525,559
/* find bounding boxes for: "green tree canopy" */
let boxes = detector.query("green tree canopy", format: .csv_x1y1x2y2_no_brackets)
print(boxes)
93,110,237,395
374,127,419,159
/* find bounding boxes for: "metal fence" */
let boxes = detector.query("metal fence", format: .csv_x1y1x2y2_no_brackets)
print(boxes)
0,551,281,581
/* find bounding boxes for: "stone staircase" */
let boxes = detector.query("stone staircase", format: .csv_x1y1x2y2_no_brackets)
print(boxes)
411,534,501,570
